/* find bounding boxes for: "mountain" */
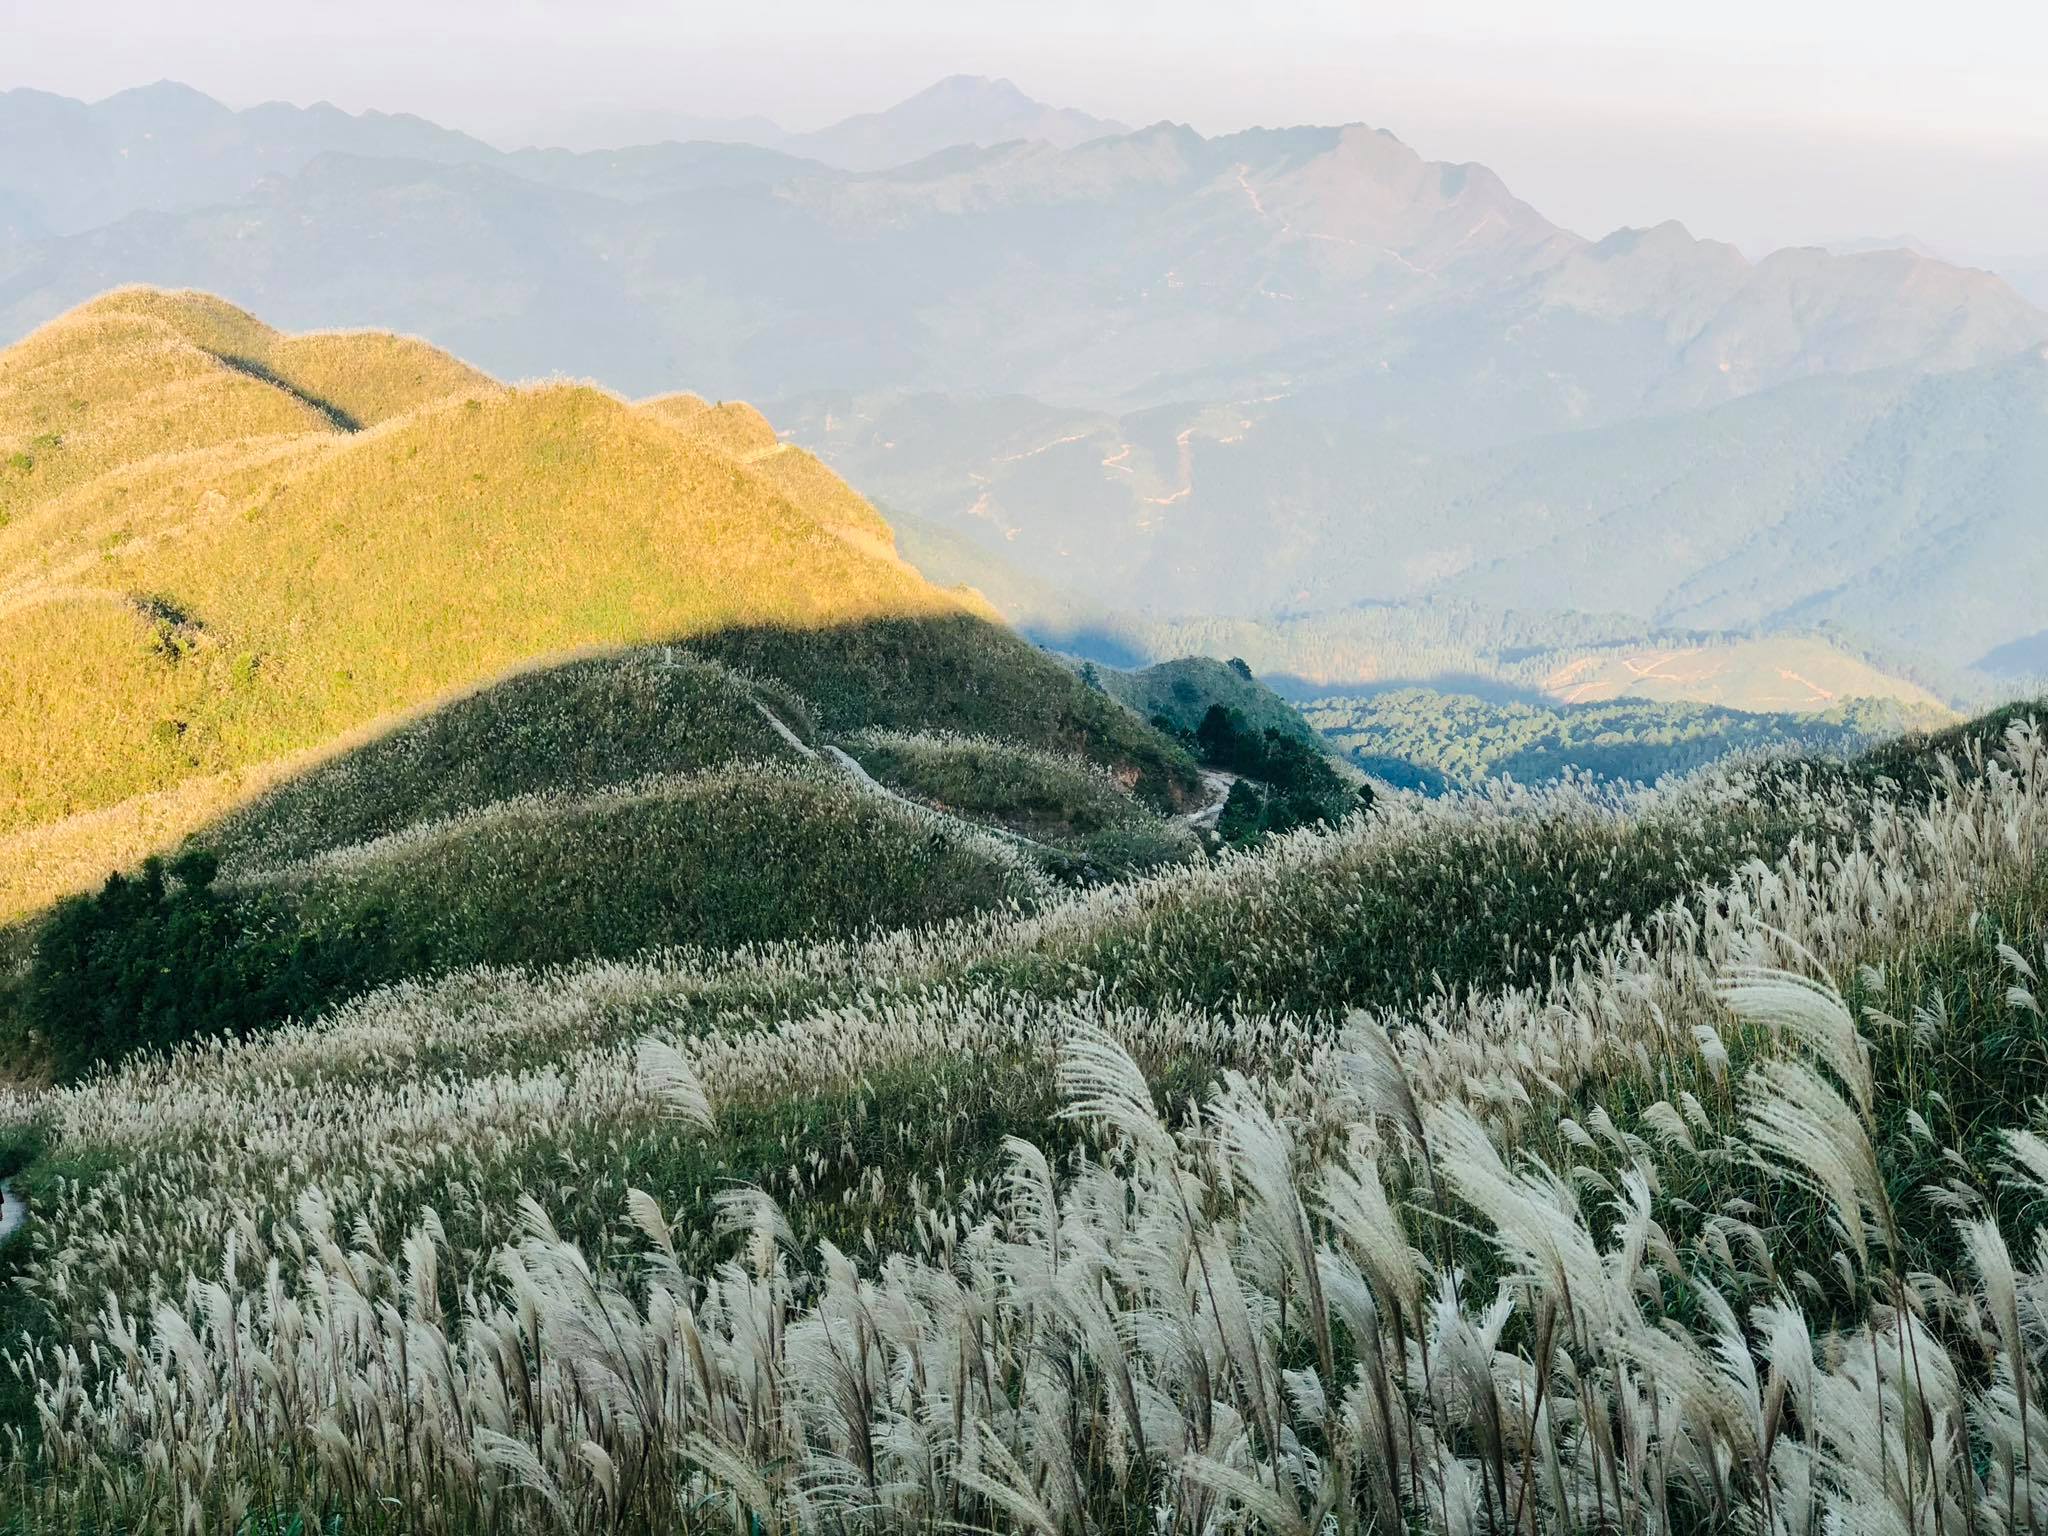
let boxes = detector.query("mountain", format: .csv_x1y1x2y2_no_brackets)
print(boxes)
809,343,2048,677
1823,234,1950,260
778,75,1129,170
0,81,501,236
3,86,2045,689
0,75,1124,238
0,287,1198,920
1825,234,2048,310
9,96,2033,416
523,107,790,156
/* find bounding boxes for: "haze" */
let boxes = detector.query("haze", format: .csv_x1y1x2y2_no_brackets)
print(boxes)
6,0,2047,263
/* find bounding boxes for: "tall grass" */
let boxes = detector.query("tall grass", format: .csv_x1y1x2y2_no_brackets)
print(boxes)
15,763,1054,1077
843,727,1201,876
3,714,2046,1531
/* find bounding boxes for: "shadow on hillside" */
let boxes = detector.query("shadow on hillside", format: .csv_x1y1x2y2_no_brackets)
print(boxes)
679,614,1193,806
1,612,1204,1080
213,352,363,432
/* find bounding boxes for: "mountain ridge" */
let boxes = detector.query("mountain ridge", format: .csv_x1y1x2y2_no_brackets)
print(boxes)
4,84,2043,689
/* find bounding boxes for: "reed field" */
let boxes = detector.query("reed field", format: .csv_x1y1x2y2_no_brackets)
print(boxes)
2,697,2047,1532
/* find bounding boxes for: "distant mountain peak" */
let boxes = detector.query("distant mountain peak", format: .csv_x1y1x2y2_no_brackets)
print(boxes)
783,74,1129,171
96,79,236,124
913,75,1036,104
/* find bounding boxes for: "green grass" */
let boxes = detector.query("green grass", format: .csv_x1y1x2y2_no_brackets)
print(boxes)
843,728,1199,878
198,648,812,874
686,616,1203,812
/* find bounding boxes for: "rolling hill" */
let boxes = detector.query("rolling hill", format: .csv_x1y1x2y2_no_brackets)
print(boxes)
0,288,1197,920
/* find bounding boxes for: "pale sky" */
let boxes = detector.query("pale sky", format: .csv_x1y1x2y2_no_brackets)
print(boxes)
6,0,2047,260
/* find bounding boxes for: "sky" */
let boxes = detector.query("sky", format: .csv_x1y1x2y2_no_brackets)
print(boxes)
6,0,2047,261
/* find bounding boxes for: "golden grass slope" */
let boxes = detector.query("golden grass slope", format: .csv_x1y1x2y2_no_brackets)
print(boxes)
79,287,500,430
0,289,983,917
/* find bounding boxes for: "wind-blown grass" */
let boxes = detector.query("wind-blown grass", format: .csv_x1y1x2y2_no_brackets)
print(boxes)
4,710,2047,1531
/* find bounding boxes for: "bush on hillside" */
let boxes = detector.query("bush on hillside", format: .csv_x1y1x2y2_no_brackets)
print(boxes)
23,852,418,1078
1191,703,1368,846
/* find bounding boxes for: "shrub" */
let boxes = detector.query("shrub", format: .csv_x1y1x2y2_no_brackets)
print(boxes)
22,856,417,1078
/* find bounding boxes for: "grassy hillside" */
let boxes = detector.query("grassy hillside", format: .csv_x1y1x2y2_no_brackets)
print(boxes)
0,294,1204,1075
22,763,1049,1079
686,617,1199,811
195,648,810,875
16,287,2048,1536
1092,653,1328,752
0,290,1199,920
842,728,1200,877
4,693,2045,1532
2,628,1203,1076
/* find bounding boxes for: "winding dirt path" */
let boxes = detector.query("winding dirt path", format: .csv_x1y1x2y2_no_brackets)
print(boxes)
1184,769,1238,832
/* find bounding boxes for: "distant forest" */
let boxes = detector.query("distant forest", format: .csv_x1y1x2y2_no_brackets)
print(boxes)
1307,687,1915,792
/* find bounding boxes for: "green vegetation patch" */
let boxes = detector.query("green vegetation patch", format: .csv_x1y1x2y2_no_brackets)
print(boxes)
843,728,1200,878
1308,685,1914,789
201,648,808,873
685,616,1202,811
1093,652,1328,753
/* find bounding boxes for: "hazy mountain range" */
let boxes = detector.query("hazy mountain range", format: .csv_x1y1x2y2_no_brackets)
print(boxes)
2,76,2044,692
